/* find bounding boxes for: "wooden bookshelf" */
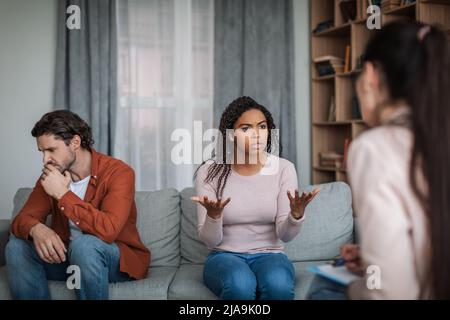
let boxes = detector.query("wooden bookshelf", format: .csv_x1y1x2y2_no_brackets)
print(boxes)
310,0,450,184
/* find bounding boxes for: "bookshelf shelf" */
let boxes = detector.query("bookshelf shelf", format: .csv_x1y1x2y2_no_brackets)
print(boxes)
310,0,450,184
420,0,450,4
314,22,352,37
382,2,416,16
313,74,335,81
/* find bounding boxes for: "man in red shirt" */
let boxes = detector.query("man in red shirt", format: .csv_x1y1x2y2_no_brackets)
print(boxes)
5,110,150,299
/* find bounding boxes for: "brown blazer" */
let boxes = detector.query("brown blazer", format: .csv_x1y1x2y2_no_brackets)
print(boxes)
11,148,150,280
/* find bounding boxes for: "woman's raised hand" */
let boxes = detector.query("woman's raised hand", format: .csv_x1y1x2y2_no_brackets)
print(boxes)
287,188,320,220
191,196,231,220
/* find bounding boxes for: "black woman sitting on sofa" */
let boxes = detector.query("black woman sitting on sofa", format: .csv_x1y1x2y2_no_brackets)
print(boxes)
191,96,320,300
307,21,450,299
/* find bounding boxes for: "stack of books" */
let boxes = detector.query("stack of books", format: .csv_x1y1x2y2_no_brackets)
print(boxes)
314,56,345,77
381,0,402,12
319,152,344,168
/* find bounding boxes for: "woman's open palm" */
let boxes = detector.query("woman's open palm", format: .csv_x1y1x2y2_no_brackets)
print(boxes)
287,188,320,219
191,196,231,220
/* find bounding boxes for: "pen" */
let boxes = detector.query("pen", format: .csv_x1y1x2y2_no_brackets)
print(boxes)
331,256,346,267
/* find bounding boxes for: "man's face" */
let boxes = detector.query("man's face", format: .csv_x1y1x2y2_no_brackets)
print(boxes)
37,134,76,173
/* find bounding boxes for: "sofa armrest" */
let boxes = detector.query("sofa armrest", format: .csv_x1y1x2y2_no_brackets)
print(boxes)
0,219,11,267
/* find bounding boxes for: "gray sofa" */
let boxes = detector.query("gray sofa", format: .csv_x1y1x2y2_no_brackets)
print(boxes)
0,182,353,300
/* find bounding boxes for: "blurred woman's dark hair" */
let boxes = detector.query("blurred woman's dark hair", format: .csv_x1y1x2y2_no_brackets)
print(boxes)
31,110,94,150
362,20,450,299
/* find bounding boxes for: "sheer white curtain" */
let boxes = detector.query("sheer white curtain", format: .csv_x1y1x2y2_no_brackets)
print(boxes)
115,0,214,191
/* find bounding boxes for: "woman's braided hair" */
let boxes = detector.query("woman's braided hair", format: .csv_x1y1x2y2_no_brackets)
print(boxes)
195,96,280,199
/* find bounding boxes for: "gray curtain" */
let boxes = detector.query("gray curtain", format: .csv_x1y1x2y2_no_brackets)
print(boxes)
55,0,118,155
214,0,297,164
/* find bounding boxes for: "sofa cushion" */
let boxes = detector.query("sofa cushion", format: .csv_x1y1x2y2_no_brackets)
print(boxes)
292,260,331,300
180,182,353,264
168,264,217,300
167,260,330,300
179,188,210,264
9,188,181,268
0,265,177,300
284,182,353,262
11,188,32,220
135,189,181,267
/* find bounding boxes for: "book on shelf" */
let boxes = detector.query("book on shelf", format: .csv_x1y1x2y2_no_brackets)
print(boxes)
313,20,334,34
314,56,345,77
344,45,351,73
319,152,344,169
381,0,402,12
352,95,362,119
340,0,357,23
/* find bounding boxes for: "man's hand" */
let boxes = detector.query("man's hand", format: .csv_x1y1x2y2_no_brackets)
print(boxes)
29,223,67,264
341,244,365,276
287,188,320,220
191,196,231,220
40,164,71,200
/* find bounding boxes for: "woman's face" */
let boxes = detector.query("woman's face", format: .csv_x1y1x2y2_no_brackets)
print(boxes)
231,108,269,160
356,62,385,127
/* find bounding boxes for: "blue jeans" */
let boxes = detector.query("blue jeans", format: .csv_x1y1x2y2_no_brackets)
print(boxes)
5,234,132,300
306,275,348,300
203,251,295,300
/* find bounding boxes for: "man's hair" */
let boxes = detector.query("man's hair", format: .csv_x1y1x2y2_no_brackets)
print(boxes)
31,110,94,150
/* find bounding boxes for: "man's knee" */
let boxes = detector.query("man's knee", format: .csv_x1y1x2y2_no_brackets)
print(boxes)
68,234,106,263
5,236,33,266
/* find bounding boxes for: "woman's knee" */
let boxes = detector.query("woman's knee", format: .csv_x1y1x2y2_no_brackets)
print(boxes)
258,267,295,300
204,254,257,299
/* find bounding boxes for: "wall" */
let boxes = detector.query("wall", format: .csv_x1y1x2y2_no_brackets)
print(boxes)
0,0,57,219
0,0,311,220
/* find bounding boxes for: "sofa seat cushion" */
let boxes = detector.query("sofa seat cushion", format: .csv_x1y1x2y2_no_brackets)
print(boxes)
168,264,217,300
167,260,331,300
292,260,332,299
0,266,177,300
10,187,182,268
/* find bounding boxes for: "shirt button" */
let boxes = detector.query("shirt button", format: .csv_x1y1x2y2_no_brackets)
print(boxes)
76,221,80,225
60,207,65,211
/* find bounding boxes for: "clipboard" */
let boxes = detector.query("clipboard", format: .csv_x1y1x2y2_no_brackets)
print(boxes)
308,264,362,286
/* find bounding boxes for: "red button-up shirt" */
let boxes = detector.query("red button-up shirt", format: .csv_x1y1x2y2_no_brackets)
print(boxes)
11,148,150,280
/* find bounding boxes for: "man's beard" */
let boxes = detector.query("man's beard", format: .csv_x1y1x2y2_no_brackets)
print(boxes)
57,151,76,174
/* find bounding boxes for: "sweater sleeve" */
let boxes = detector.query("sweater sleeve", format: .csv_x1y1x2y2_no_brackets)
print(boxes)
275,162,305,242
195,164,223,248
